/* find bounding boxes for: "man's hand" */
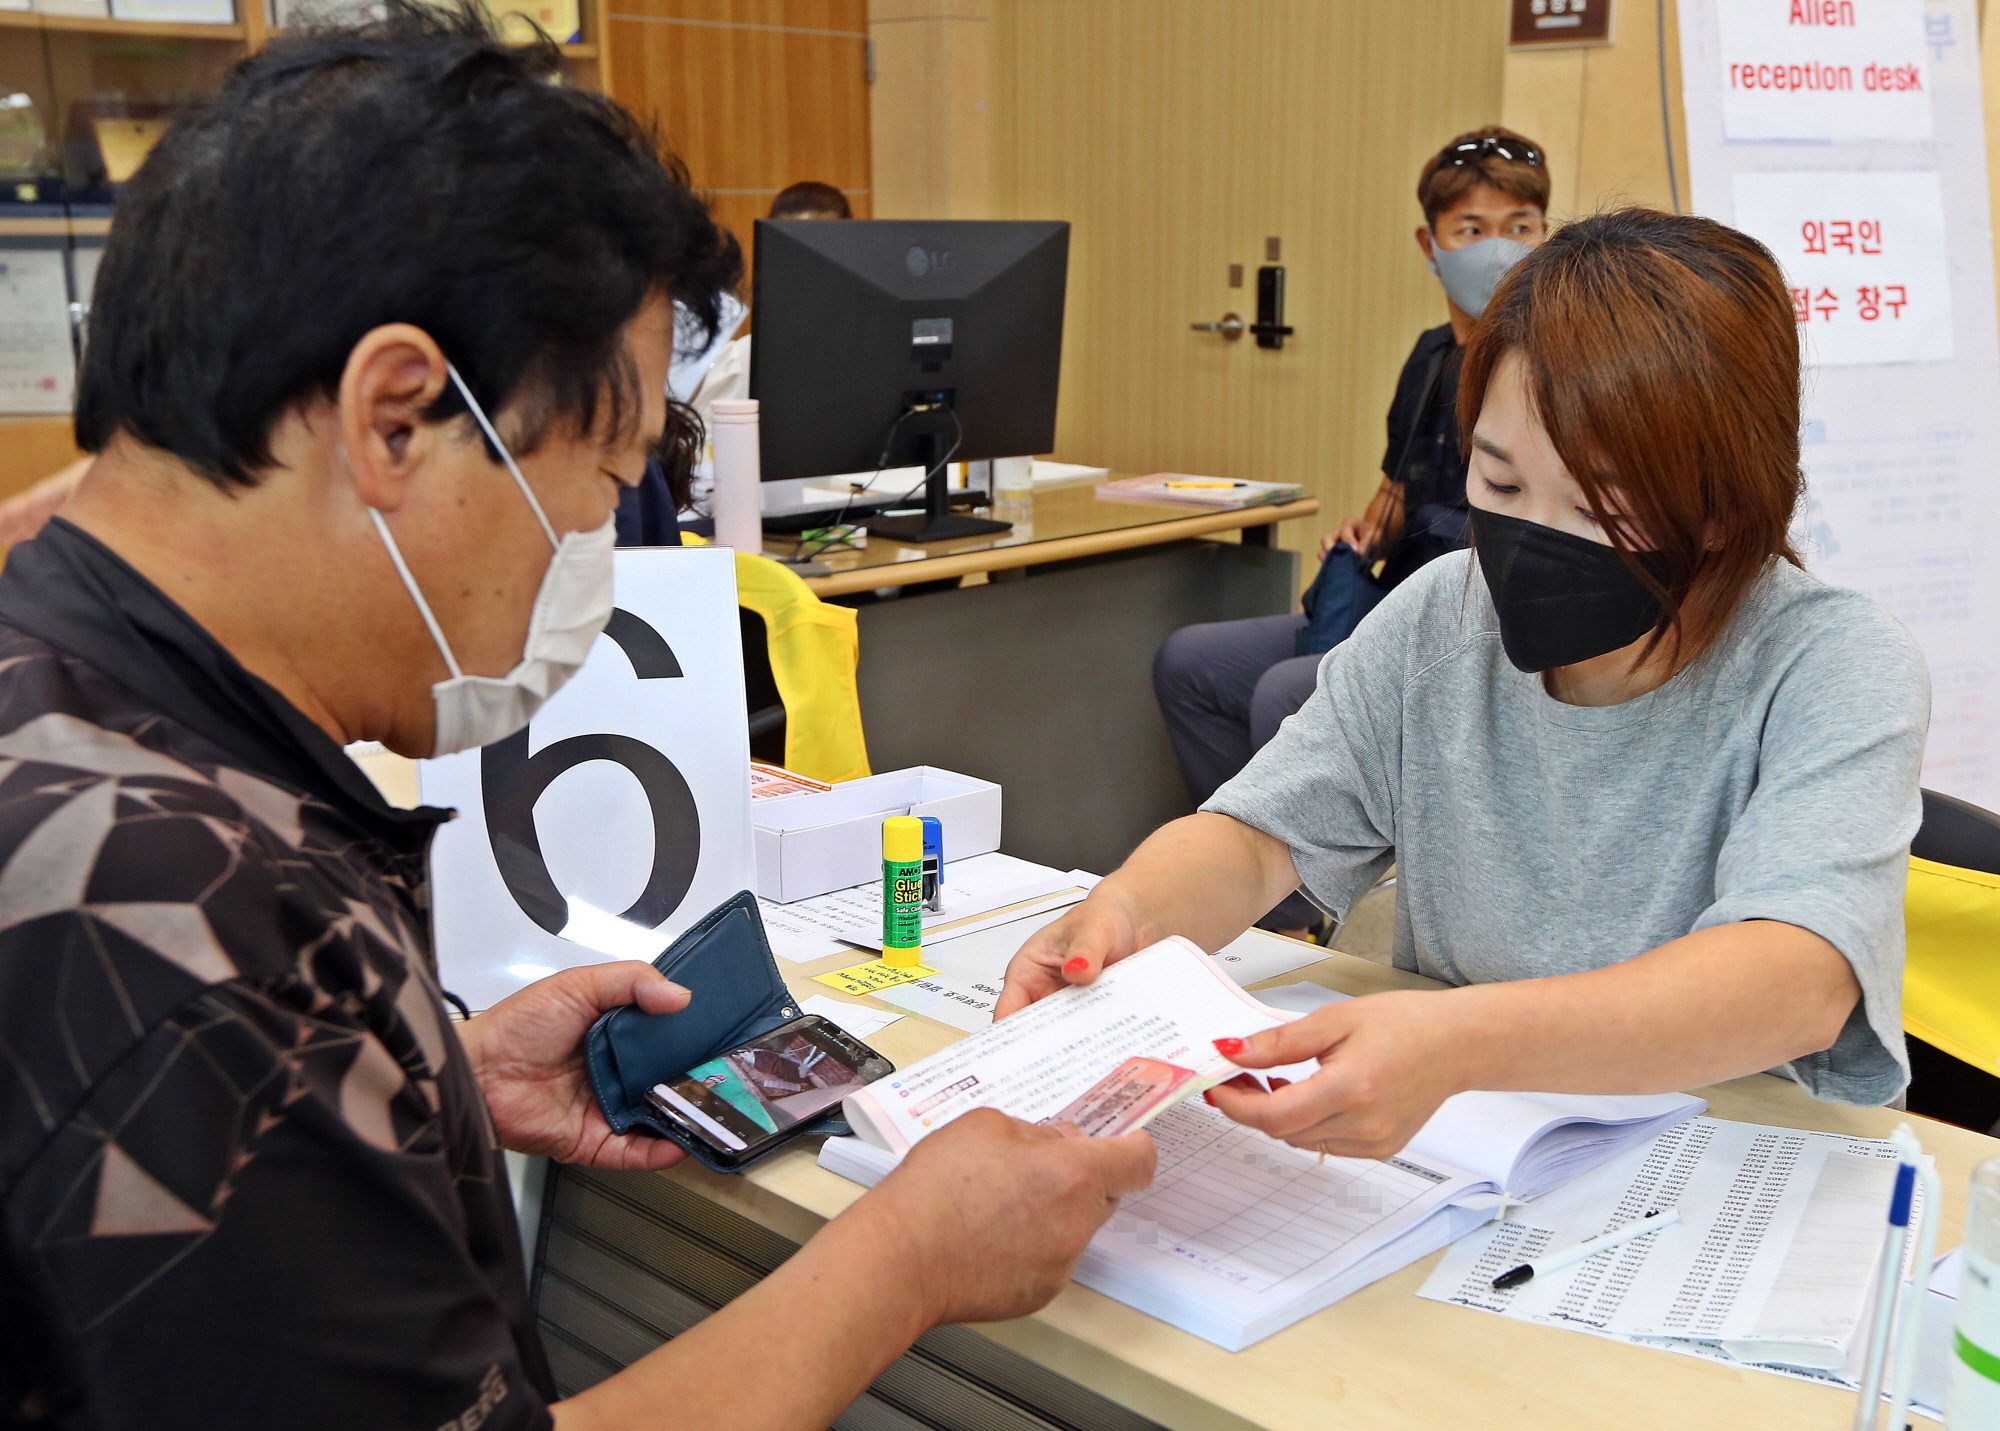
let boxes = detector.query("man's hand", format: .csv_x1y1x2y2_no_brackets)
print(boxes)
1206,991,1474,1159
994,888,1151,1018
458,962,691,1170
553,1110,1156,1431
1318,518,1375,561
856,1110,1157,1326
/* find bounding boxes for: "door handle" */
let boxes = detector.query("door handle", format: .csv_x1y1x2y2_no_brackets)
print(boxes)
1191,313,1245,340
1253,266,1293,349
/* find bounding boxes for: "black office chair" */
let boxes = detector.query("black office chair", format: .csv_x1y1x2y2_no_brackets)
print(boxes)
739,607,786,763
1903,788,2000,1135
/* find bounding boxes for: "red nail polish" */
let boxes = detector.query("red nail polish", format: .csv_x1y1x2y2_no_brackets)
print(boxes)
1202,1090,1217,1106
1063,957,1090,975
1213,1037,1245,1057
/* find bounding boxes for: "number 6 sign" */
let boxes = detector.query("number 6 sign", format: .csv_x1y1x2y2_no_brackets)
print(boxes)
419,546,755,1011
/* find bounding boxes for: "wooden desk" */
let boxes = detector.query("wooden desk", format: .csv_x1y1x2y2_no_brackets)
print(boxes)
772,477,1318,598
804,480,1318,874
536,941,1996,1431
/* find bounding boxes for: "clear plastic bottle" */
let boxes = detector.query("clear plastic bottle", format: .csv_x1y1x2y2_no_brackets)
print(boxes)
1950,1156,2000,1426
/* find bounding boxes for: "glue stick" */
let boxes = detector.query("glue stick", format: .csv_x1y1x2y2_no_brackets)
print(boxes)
882,816,925,968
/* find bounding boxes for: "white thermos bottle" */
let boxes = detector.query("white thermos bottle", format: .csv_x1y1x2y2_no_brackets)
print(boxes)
708,398,762,553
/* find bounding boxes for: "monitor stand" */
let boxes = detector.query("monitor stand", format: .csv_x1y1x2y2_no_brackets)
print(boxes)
864,425,1012,544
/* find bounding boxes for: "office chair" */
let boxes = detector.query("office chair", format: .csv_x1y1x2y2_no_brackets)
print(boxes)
726,547,872,784
740,606,788,762
1902,788,2000,1135
676,534,871,782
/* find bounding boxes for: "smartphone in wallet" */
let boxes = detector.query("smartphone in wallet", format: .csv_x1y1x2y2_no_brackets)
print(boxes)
644,1015,893,1170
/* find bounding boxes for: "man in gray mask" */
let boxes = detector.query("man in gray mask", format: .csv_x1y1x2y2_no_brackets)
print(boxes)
1153,126,1549,937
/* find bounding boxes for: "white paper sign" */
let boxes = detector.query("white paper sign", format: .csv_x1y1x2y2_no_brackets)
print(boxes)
1732,170,1952,366
1718,0,1932,140
420,547,755,1011
1681,0,2000,806
0,248,76,415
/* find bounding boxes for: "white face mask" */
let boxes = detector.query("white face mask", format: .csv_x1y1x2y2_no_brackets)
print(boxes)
1427,234,1534,320
369,364,616,757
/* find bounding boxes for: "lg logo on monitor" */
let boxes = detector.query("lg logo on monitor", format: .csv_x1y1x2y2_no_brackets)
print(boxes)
905,245,956,277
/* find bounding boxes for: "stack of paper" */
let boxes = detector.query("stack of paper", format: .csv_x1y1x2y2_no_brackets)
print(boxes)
758,853,1330,1030
1094,474,1304,510
822,940,1706,1350
1419,1117,1925,1387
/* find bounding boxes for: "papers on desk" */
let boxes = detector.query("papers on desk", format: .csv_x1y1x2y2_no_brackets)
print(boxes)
1094,474,1304,510
757,852,1065,962
797,994,904,1043
759,852,1330,1032
1419,1116,1937,1408
865,904,1334,1034
822,940,1707,1350
828,876,1091,951
826,1084,1701,1352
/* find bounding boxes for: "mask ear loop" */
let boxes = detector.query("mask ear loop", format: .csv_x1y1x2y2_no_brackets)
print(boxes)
369,507,464,681
446,362,560,552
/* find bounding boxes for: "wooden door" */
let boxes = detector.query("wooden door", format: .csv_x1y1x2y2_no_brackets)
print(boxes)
988,0,1505,561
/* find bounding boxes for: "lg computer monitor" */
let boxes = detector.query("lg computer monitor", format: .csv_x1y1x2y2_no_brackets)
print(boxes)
750,218,1069,542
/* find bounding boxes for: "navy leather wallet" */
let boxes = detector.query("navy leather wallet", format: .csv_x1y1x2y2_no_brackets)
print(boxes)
584,889,858,1173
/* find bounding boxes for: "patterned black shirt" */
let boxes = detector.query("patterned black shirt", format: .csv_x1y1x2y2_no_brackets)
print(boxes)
0,520,555,1430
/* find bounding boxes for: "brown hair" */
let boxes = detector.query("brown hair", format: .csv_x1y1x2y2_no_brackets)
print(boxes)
1417,126,1550,227
1458,207,1804,673
769,181,852,219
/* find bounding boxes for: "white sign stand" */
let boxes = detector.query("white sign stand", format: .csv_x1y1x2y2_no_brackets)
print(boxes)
419,546,755,1011
1680,0,2000,806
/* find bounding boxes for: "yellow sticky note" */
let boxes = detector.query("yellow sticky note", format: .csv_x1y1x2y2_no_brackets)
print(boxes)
814,959,937,996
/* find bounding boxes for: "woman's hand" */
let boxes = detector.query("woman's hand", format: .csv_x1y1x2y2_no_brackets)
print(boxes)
994,886,1154,1018
458,961,692,1170
1207,924,1863,1159
995,814,1302,1019
1204,991,1477,1159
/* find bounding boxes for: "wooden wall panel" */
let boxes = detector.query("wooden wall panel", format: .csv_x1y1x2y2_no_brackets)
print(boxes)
607,0,873,268
1501,0,1687,221
867,0,991,218
987,0,1506,566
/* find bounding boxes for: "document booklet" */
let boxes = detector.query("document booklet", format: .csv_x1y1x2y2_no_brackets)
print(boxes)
821,938,1706,1349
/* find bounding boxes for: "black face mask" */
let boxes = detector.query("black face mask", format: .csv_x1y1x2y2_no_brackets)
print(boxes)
1468,506,1667,673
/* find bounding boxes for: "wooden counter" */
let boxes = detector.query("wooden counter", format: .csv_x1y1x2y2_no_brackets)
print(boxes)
537,939,1994,1431
771,478,1319,597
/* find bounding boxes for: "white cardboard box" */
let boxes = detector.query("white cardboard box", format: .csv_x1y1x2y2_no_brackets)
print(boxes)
754,766,1002,903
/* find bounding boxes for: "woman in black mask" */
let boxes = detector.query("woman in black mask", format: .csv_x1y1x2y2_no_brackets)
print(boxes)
995,209,1929,1155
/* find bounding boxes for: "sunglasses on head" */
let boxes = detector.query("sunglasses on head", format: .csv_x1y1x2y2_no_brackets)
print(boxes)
1438,136,1543,168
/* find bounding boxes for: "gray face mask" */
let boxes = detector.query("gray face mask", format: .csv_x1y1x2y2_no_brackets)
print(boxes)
1427,235,1534,320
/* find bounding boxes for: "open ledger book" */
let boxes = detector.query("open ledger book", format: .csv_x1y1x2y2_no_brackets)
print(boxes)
821,938,1705,1351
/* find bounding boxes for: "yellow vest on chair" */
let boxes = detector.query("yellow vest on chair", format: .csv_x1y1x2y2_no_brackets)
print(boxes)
682,535,871,784
1904,854,2000,1075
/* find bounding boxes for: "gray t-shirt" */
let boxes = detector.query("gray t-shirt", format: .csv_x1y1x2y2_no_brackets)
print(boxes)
1205,551,1928,1105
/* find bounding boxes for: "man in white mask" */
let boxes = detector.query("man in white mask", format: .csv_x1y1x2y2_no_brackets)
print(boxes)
0,9,1152,1429
1154,126,1550,938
